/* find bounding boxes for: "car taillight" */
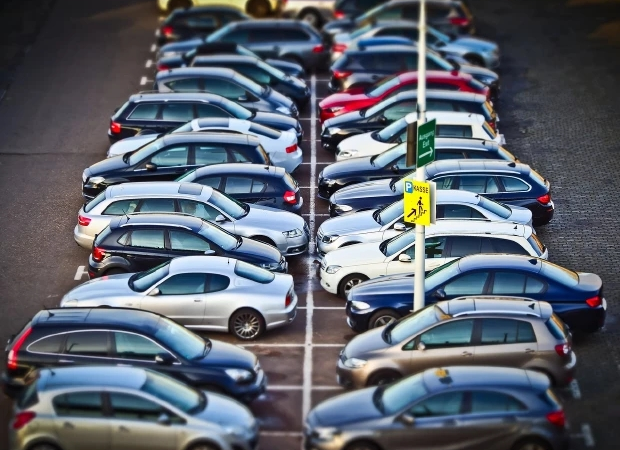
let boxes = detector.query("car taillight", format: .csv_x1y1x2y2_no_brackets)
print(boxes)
312,44,325,53
450,17,470,27
489,119,497,131
537,193,551,204
332,43,348,53
110,121,121,134
334,10,344,19
7,327,32,371
78,215,91,226
12,411,36,430
546,410,566,428
92,246,106,263
585,294,602,308
285,291,292,307
554,343,570,356
283,190,297,204
333,70,352,80
157,64,169,72
162,26,173,37
285,144,297,154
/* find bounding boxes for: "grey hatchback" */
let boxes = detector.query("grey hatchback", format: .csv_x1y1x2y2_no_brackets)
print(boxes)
304,366,570,450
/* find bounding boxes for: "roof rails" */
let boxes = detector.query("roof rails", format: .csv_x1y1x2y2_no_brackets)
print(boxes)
449,296,542,318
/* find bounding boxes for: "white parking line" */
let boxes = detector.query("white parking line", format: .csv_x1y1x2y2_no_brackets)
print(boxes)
145,59,153,68
569,379,582,399
150,43,157,52
302,213,330,217
581,424,595,447
300,161,329,165
74,266,88,281
268,385,343,391
140,77,154,86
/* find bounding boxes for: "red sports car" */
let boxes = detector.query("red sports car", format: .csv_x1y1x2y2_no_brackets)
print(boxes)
318,70,490,122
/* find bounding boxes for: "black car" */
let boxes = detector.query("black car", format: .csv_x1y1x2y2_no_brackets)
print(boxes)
321,90,496,151
84,133,270,200
191,55,310,107
177,163,303,213
88,214,286,278
2,307,266,403
157,6,249,45
156,42,305,78
346,254,606,333
155,67,299,118
318,138,517,198
328,45,499,97
108,92,302,142
329,160,554,225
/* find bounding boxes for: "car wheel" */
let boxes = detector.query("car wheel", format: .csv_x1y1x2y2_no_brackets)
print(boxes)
168,0,191,10
511,438,551,450
105,268,126,276
246,0,270,18
367,370,402,387
251,236,277,248
344,441,381,450
369,309,400,329
338,274,368,299
230,308,265,340
29,444,61,450
464,53,485,67
188,442,222,450
299,8,323,28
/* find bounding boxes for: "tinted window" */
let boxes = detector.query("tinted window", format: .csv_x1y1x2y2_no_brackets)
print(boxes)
470,391,526,413
501,176,529,192
169,230,211,252
491,272,526,294
84,191,106,213
436,150,465,160
114,332,165,360
129,104,159,120
203,79,245,99
249,122,280,139
109,392,164,422
157,273,207,294
443,271,489,296
276,28,310,41
435,176,456,190
28,334,64,354
160,103,194,121
525,276,546,294
195,145,229,165
545,314,569,340
207,274,230,293
459,176,499,194
138,198,176,213
192,176,220,189
410,391,464,417
218,29,249,43
53,392,104,418
164,79,201,93
419,320,474,348
540,261,579,286
380,373,428,416
492,239,529,255
231,149,251,163
150,146,189,166
64,331,109,357
234,259,275,283
179,199,221,221
480,319,536,344
424,236,447,259
196,103,230,118
437,204,485,220
448,236,481,257
128,230,166,249
527,234,545,256
225,177,253,194
103,200,139,215
383,101,416,121
437,125,473,138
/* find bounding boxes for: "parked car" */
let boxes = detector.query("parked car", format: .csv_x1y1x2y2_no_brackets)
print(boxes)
329,160,554,226
332,0,385,21
319,70,490,122
156,42,305,78
318,138,516,198
321,90,497,150
84,133,270,201
2,307,267,402
177,163,303,213
335,111,503,161
107,117,302,173
61,256,297,340
108,92,302,143
204,19,330,70
280,0,338,28
8,365,259,450
316,190,534,255
76,181,309,255
190,55,310,107
157,6,249,45
155,67,298,117
86,214,287,278
319,221,546,297
347,253,607,333
157,0,282,18
305,366,570,450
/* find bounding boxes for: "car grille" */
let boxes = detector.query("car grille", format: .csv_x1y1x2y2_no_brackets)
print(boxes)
303,222,310,238
316,229,324,242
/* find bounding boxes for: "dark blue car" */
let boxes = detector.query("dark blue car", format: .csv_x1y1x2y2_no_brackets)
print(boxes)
346,254,606,333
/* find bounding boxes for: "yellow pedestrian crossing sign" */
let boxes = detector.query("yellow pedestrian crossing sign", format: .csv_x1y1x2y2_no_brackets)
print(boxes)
403,179,435,225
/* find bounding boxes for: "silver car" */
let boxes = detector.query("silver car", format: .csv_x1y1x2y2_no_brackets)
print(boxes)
74,181,310,256
281,0,336,28
60,256,298,340
9,365,258,450
317,189,533,255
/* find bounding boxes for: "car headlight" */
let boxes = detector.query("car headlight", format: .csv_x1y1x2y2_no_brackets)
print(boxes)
321,234,339,243
283,228,302,238
328,106,344,113
313,426,341,441
344,357,367,369
259,262,280,270
224,368,253,382
87,176,106,186
276,105,292,115
322,179,337,187
325,265,341,274
351,301,370,310
82,171,88,184
224,425,254,440
334,204,352,213
338,149,357,158
327,127,341,135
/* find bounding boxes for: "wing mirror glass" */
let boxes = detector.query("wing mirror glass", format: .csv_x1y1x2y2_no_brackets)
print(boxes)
417,341,426,351
391,164,400,174
155,353,175,365
398,253,412,263
157,413,172,426
215,214,226,223
400,413,415,426
434,288,446,299
145,162,158,171
204,249,216,255
393,222,406,232
238,95,248,102
378,115,388,124
148,288,160,297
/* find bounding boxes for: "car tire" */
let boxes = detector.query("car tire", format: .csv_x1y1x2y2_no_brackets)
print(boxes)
105,268,126,276
168,0,191,10
187,442,222,450
511,438,551,450
344,441,381,450
338,273,368,299
246,0,271,18
367,369,402,387
464,53,485,67
29,444,61,450
230,308,265,340
368,309,400,329
298,8,323,28
251,236,277,248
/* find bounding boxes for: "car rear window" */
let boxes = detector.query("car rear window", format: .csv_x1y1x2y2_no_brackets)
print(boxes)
283,172,299,191
113,101,131,120
545,313,569,341
482,122,497,139
477,195,511,219
529,167,547,187
249,123,281,139
257,144,271,164
527,234,546,256
17,381,39,409
84,191,107,213
94,225,114,246
234,260,275,284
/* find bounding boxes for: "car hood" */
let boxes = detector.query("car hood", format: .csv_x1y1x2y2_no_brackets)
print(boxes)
245,204,305,231
323,241,384,267
199,339,256,369
337,132,374,152
319,91,369,109
319,210,380,237
253,111,298,132
158,38,204,56
324,110,363,129
348,273,415,300
267,88,295,109
62,273,134,301
310,387,382,426
321,156,375,179
344,326,391,358
108,134,159,157
331,178,392,203
87,154,130,176
265,58,304,77
452,36,497,52
234,237,282,263
196,392,256,428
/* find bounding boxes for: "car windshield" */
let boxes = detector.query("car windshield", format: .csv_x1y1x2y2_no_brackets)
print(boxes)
257,60,287,80
129,262,170,292
373,199,405,226
141,370,204,414
371,143,406,167
175,168,196,182
428,26,451,44
386,305,445,345
127,138,166,165
208,189,249,219
154,316,209,360
380,228,415,256
424,258,461,286
356,3,385,23
376,117,407,142
366,75,401,98
199,222,240,251
477,195,512,219
221,98,253,120
376,372,428,415
234,260,275,283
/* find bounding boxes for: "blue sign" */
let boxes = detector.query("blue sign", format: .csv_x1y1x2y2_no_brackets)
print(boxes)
404,180,414,194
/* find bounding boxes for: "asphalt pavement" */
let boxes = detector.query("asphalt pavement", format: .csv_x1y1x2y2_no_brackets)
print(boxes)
1,0,620,449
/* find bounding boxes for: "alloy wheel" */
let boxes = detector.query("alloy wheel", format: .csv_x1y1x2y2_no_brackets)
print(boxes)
233,312,261,339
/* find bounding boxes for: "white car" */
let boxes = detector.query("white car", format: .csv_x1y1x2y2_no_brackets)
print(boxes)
107,117,302,173
336,111,505,161
316,190,534,255
319,221,548,298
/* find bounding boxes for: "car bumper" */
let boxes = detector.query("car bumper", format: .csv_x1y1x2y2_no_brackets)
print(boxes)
335,353,366,389
531,201,555,226
266,294,298,330
345,306,372,333
560,298,607,333
235,369,268,404
270,149,303,173
74,225,95,249
319,268,340,295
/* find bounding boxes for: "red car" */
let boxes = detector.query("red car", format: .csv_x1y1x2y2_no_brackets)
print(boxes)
318,70,490,122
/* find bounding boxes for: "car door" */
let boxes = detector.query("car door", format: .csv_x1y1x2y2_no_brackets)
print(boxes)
223,176,277,206
131,145,191,181
119,229,171,271
200,273,233,330
57,330,112,367
107,392,178,450
159,102,196,132
52,391,111,450
385,236,448,275
167,229,220,260
436,270,491,301
194,144,232,169
140,273,208,327
473,317,539,369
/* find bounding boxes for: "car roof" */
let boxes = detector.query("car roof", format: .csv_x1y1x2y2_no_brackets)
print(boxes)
192,54,259,65
434,137,499,151
398,70,473,82
162,132,259,146
401,110,485,125
190,163,283,178
39,366,147,392
190,117,231,128
422,366,538,393
393,89,485,103
128,92,225,103
32,307,162,331
109,212,206,231
403,220,529,238
438,296,554,320
157,66,237,79
434,189,486,204
425,159,528,178
106,181,213,201
234,18,310,28
169,255,236,274
349,44,420,54
457,253,544,274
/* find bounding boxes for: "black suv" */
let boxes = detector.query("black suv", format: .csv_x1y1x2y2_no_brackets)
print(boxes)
84,133,270,200
108,92,302,142
88,214,286,277
3,308,266,403
178,163,303,213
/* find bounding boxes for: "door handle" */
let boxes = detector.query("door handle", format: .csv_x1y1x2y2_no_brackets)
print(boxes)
461,351,473,357
63,422,75,429
194,299,202,302
58,359,74,363
524,348,536,353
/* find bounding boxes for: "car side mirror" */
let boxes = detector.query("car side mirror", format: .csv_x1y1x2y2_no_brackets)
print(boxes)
157,413,172,426
238,95,248,102
155,353,174,365
417,341,426,351
145,162,157,171
398,253,412,263
215,214,226,223
148,288,160,296
378,115,388,124
433,288,446,299
393,222,406,232
399,413,415,426
204,249,215,255
391,165,400,174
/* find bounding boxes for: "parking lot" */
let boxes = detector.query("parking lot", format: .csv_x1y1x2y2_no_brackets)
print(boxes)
1,0,620,449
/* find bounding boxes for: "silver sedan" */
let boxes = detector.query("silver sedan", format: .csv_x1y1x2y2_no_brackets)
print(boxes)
60,256,298,340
